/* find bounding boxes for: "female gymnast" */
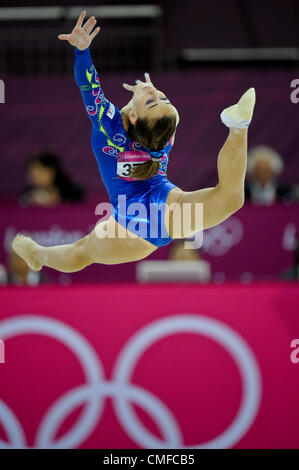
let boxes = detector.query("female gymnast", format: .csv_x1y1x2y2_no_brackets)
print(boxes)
12,11,255,272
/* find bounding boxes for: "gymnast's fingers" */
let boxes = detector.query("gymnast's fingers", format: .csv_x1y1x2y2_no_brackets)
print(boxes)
144,73,152,84
89,26,101,41
58,34,70,41
76,11,86,29
83,16,96,34
122,83,135,91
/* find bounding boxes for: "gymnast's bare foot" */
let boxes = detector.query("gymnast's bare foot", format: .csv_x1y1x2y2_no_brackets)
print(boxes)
12,234,43,272
220,87,256,129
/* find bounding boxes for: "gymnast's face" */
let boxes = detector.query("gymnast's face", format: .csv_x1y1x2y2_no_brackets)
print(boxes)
128,84,180,126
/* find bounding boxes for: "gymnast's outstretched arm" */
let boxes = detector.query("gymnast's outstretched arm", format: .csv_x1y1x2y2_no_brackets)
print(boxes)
58,11,110,131
73,46,107,131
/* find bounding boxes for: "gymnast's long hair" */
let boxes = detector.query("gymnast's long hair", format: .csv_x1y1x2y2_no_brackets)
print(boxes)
126,115,177,179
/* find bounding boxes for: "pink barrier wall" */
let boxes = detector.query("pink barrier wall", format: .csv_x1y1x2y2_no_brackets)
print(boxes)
0,283,298,448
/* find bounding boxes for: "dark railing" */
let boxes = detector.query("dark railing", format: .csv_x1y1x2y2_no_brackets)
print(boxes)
0,5,163,75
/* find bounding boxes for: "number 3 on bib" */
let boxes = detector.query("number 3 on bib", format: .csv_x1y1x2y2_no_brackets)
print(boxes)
116,150,153,181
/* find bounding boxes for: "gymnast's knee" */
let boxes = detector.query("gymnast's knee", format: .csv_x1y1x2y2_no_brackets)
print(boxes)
73,238,94,266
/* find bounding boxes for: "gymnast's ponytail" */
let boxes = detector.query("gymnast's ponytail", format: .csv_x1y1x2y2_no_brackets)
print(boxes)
125,114,176,179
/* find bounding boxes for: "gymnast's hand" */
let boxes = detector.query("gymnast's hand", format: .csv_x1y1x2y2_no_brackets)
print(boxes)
57,11,100,50
122,73,155,92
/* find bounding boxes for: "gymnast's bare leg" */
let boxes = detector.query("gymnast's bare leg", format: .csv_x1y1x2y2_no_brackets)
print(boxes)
166,87,255,238
12,217,157,272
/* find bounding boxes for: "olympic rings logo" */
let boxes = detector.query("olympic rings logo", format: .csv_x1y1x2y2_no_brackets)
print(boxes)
0,315,262,449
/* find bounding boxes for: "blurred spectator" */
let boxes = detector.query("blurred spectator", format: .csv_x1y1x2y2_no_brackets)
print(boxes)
293,184,299,202
0,263,8,285
136,240,211,283
281,232,299,281
19,151,85,207
168,240,203,261
169,240,211,280
245,146,294,205
7,251,48,286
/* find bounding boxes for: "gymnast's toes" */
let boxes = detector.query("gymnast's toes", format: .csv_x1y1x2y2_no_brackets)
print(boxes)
12,234,43,272
220,87,256,129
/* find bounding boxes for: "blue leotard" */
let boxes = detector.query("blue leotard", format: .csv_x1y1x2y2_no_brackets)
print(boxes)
74,46,178,247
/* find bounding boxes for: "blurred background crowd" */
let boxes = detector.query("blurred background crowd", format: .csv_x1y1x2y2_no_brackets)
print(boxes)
0,0,298,286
